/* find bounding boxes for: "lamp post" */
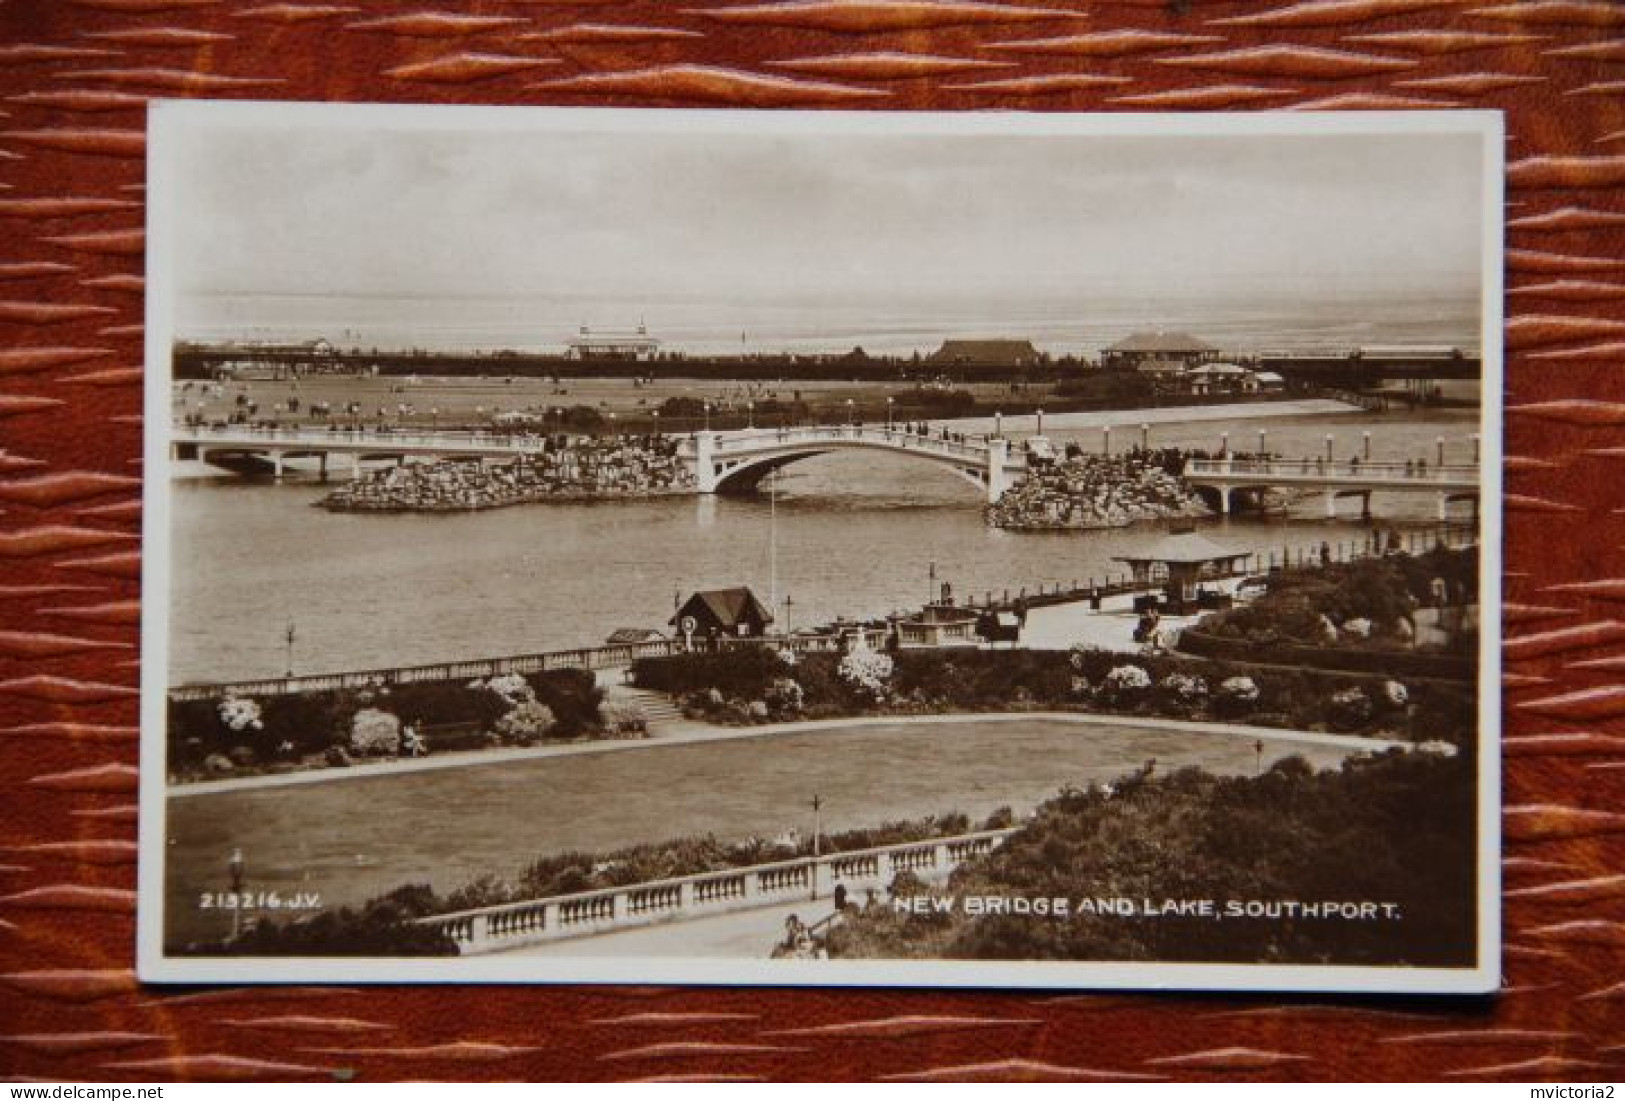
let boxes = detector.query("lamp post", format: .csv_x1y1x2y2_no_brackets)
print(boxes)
228,847,246,940
703,401,711,432
1257,428,1266,456
1436,436,1445,466
845,398,854,427
886,396,894,431
1143,423,1152,451
810,793,823,899
1324,434,1334,462
1363,431,1371,461
651,410,659,436
1103,425,1112,455
747,401,755,429
284,622,296,679
1036,408,1044,436
1220,431,1229,457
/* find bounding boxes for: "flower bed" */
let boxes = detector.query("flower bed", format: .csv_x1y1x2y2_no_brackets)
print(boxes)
166,667,609,783
630,644,1473,745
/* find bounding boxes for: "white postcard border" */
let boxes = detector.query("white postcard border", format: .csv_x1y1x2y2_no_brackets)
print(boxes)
138,101,1505,994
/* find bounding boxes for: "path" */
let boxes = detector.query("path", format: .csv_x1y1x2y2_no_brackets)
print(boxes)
168,709,1405,799
513,897,837,959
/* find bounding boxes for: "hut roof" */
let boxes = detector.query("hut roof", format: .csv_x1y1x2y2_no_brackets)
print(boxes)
670,587,774,628
1113,531,1250,566
1105,331,1218,355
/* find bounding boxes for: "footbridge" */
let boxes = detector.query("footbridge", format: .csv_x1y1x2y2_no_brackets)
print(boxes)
170,423,547,480
1184,456,1480,520
695,425,1026,503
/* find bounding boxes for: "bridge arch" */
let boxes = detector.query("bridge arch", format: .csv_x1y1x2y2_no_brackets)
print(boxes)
710,443,994,497
701,434,1014,501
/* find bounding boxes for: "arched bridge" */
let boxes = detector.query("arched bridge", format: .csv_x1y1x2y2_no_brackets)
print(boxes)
169,422,1029,503
692,425,1026,503
1184,456,1480,520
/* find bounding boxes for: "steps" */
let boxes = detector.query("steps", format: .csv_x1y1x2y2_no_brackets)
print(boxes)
607,686,704,735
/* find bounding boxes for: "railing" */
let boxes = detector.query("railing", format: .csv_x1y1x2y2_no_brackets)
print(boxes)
172,423,553,454
414,827,1019,955
707,425,1007,464
1184,457,1479,486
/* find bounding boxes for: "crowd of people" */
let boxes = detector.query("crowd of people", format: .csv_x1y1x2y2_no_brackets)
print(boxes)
318,435,694,512
988,447,1211,530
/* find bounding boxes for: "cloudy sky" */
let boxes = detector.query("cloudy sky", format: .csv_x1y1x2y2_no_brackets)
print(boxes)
163,108,1490,345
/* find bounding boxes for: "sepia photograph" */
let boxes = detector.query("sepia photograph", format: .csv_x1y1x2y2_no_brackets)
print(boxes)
139,103,1502,992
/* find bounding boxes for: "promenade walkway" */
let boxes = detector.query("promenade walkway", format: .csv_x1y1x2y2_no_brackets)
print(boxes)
513,897,828,959
168,710,1405,799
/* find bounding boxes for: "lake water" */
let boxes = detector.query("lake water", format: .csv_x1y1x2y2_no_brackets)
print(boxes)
167,404,1481,684
164,717,1358,946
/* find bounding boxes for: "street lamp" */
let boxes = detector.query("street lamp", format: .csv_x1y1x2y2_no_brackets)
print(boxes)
1103,425,1112,454
1257,427,1266,455
1143,423,1152,451
810,793,823,899
747,401,755,429
1036,408,1044,436
651,410,660,436
1324,433,1334,462
886,396,894,431
703,401,711,432
845,398,854,426
227,847,246,939
1220,431,1229,457
284,622,296,679
1436,436,1445,466
1363,431,1371,461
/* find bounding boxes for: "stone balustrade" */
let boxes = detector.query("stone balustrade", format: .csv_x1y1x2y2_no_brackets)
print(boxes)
415,827,1020,955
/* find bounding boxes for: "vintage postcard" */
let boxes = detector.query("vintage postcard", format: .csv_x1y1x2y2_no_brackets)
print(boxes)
139,102,1502,992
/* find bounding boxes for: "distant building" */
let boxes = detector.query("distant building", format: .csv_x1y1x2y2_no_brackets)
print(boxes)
1101,331,1221,371
927,339,1042,371
894,596,981,649
567,323,660,362
671,587,774,640
1184,363,1258,396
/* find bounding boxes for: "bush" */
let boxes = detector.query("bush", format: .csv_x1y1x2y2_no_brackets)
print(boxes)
493,698,555,744
601,701,647,736
838,648,894,700
350,708,401,756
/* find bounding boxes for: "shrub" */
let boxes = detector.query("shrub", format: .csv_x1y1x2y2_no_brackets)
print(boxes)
1329,687,1374,731
493,698,556,744
601,701,647,736
765,677,804,715
350,708,401,756
217,696,263,735
839,648,894,700
1099,665,1152,705
1160,672,1208,714
1214,676,1260,718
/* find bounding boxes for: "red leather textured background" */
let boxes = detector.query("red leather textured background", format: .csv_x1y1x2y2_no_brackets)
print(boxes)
2,0,1623,1083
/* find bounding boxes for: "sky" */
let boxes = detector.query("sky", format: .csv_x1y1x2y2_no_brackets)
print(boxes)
165,110,1489,347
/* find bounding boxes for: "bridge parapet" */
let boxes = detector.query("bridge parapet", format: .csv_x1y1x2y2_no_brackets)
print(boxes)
1185,457,1478,488
415,827,1019,955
